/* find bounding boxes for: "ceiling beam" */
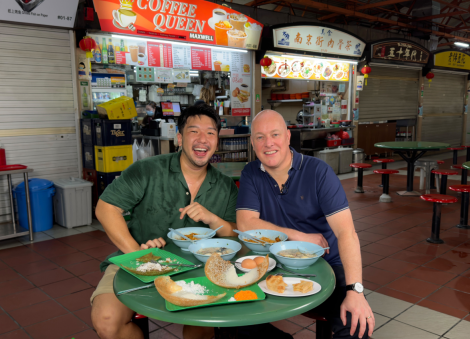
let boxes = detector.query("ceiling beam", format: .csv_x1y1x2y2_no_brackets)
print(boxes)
412,10,467,21
433,0,470,13
317,0,409,21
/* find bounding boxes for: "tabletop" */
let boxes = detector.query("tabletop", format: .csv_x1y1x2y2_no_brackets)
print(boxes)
374,141,450,150
211,162,247,180
113,238,336,327
463,161,470,170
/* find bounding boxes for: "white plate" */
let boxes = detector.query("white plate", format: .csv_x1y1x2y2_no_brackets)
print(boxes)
208,17,216,30
258,277,321,297
235,255,276,273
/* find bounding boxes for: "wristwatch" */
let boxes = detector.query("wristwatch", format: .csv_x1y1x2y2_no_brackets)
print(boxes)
346,282,364,293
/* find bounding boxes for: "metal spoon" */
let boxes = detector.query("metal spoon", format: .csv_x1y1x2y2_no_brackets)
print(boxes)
276,262,316,277
194,225,224,239
169,228,195,243
233,230,268,246
117,284,154,296
298,246,330,256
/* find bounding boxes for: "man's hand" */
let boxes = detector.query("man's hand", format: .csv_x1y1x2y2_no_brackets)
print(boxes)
300,233,330,254
140,238,166,250
179,202,216,225
340,292,374,338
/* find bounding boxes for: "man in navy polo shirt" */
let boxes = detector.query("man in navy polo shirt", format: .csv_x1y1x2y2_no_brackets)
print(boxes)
237,110,374,339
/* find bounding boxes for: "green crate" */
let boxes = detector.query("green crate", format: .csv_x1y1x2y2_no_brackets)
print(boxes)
165,275,266,312
109,248,199,283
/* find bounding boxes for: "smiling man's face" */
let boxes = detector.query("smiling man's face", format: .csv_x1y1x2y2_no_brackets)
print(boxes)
178,115,218,168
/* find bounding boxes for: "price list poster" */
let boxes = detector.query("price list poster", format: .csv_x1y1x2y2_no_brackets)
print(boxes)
148,41,173,68
230,52,252,116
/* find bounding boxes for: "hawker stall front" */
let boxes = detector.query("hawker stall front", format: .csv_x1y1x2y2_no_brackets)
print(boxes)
259,23,365,174
421,50,470,147
356,39,430,157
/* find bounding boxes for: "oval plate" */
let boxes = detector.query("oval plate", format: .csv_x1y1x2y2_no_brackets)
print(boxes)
235,255,276,273
258,277,321,297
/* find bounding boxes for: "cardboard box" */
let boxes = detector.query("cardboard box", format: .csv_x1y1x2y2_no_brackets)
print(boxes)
161,122,176,138
97,96,137,120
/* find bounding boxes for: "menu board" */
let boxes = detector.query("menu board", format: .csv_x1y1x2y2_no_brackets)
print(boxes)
261,54,350,82
230,52,252,116
211,50,231,71
191,47,212,70
148,42,173,68
173,45,192,69
155,68,173,83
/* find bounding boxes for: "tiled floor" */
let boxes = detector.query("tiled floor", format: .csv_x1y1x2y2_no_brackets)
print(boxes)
0,152,470,338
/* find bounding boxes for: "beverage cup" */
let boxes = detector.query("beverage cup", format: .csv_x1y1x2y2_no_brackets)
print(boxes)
138,43,146,55
245,23,262,49
113,9,137,28
212,9,228,23
129,45,138,63
229,14,247,32
214,21,232,46
227,29,247,48
214,61,222,71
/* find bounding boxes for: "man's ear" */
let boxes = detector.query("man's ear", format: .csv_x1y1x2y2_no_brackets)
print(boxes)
177,132,183,147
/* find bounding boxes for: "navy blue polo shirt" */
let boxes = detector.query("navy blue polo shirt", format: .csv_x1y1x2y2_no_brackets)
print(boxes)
236,148,349,266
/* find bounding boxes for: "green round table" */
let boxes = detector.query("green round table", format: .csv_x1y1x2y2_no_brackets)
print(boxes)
374,142,450,196
113,238,335,328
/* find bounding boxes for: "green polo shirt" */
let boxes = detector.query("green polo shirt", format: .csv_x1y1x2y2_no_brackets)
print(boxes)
99,151,238,271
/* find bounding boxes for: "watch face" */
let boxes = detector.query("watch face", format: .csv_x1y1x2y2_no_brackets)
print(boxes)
355,283,364,293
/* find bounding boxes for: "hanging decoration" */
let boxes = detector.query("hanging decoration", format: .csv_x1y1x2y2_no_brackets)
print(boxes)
260,56,273,67
426,72,435,88
360,65,371,86
79,36,97,59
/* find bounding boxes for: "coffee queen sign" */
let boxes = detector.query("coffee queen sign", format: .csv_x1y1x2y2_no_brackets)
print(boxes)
92,0,264,49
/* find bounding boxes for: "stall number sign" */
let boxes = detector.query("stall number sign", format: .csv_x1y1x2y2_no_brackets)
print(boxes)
434,51,470,71
372,41,429,64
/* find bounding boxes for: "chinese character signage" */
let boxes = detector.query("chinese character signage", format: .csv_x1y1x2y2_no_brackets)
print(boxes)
261,54,350,82
0,0,79,28
273,25,365,58
92,0,263,50
371,41,429,64
434,51,470,71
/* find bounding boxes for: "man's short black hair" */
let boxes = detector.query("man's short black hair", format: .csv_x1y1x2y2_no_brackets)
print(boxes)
178,104,221,133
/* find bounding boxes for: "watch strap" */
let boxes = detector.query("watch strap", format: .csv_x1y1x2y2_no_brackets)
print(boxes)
345,284,355,291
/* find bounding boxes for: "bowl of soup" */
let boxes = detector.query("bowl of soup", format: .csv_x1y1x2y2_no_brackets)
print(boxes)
166,227,215,251
238,229,287,254
188,239,242,263
269,241,324,269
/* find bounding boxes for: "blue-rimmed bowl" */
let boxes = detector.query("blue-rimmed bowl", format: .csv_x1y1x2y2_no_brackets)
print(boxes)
167,227,215,251
238,229,288,254
269,241,324,269
188,239,242,263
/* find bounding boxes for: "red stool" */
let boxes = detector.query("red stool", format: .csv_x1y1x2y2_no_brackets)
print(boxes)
373,159,395,187
449,185,470,229
452,165,468,185
430,160,445,189
448,147,465,165
374,169,399,202
350,163,372,193
302,311,332,339
462,145,470,162
421,194,458,244
432,169,458,195
437,160,444,165
133,313,149,339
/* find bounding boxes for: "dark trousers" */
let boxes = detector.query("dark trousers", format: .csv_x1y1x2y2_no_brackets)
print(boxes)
217,265,369,339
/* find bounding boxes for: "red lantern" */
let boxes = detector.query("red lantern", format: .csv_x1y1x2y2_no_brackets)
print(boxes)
79,36,97,59
426,71,434,87
260,56,272,67
361,65,371,85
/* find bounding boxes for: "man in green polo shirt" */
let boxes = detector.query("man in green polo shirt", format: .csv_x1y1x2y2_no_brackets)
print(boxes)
90,104,238,339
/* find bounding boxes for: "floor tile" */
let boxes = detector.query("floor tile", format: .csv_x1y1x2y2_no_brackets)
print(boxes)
0,245,32,260
372,320,440,339
406,242,454,257
417,299,469,320
361,252,386,266
43,226,81,239
38,246,78,259
362,243,402,257
445,276,470,294
366,292,413,318
56,288,94,312
57,233,94,245
424,258,470,275
427,287,470,312
40,277,91,299
406,266,458,285
396,305,460,336
149,328,179,339
27,268,75,287
371,258,419,275
25,239,70,253
292,329,315,339
0,288,50,312
365,225,403,236
2,252,45,267
390,250,435,265
362,266,401,286
373,313,391,331
363,280,382,291
62,329,100,339
0,278,34,298
9,299,68,327
71,238,109,251
11,259,59,277
79,271,103,287
74,307,93,328
375,287,421,304
444,320,470,339
355,216,387,226
81,244,118,259
24,313,88,339
272,319,303,334
0,314,19,335
286,314,314,327
0,329,31,339
150,319,171,328
49,252,93,267
439,250,470,264
386,276,440,298
357,231,388,242
149,320,159,332
63,259,101,277
17,232,53,245
165,323,183,338
0,268,21,283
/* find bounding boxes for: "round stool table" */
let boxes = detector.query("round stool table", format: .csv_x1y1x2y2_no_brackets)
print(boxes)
113,238,336,328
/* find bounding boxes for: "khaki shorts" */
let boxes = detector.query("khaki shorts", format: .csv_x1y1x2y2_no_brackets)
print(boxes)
90,264,119,305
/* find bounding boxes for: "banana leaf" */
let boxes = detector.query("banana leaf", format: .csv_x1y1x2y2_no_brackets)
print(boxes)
136,253,161,263
121,265,175,276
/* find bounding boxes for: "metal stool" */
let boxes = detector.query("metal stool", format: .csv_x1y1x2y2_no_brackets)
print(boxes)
414,158,440,194
350,163,372,193
373,159,395,187
448,147,465,165
421,194,458,244
373,169,399,202
449,185,470,229
432,169,458,195
462,145,470,162
452,165,468,184
133,313,149,339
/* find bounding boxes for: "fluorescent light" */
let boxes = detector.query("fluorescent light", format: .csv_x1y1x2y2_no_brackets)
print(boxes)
280,54,358,64
111,34,247,53
454,42,469,48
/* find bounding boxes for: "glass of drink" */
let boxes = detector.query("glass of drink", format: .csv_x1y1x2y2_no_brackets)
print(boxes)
138,43,146,56
129,45,138,63
215,21,232,46
213,61,222,71
227,29,247,48
245,22,262,49
229,14,247,32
